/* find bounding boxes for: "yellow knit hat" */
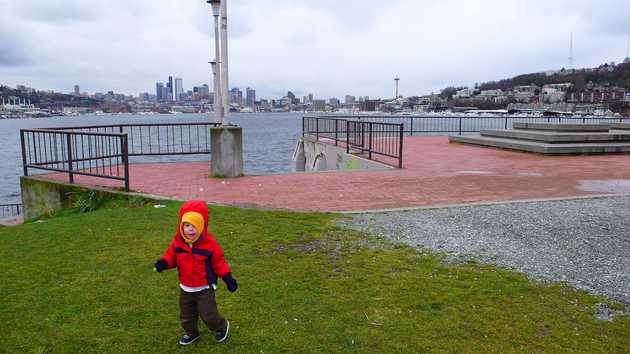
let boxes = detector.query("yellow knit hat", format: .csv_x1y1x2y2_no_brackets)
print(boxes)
180,211,205,243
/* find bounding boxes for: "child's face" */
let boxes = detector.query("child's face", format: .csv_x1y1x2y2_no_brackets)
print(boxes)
182,222,198,241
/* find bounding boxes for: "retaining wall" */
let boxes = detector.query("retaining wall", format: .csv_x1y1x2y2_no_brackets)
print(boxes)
293,136,393,172
20,176,162,220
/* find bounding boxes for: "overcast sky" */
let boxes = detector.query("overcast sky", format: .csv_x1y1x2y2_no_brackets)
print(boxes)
1,0,629,99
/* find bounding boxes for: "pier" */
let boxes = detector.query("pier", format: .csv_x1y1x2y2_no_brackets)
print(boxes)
25,133,630,213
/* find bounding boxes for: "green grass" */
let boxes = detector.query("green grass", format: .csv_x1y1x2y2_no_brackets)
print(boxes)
0,203,629,353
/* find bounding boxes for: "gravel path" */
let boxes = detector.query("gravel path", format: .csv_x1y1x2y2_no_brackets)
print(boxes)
342,196,630,304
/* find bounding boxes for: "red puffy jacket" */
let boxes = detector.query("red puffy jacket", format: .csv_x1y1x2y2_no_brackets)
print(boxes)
159,200,231,287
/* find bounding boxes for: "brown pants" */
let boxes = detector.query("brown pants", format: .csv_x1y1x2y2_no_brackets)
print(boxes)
179,288,227,336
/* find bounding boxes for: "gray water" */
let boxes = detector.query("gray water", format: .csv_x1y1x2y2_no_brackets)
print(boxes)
0,112,303,204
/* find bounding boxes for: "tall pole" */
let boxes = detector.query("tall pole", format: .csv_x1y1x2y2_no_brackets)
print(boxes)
569,32,573,69
210,60,219,123
209,1,224,124
220,0,229,121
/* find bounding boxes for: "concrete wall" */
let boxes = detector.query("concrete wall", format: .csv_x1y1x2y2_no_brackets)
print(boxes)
293,136,393,172
20,176,161,220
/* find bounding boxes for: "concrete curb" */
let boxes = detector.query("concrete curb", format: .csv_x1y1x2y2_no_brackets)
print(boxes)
339,193,630,215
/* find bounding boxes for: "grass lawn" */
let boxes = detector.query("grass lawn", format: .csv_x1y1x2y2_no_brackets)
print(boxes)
0,202,629,353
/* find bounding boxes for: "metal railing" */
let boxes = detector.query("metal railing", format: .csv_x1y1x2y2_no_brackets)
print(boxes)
303,116,404,168
20,123,220,191
21,128,130,190
315,115,629,136
47,123,219,156
0,204,22,218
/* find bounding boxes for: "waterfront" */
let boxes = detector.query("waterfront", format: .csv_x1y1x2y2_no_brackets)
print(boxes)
3,112,627,204
0,112,303,203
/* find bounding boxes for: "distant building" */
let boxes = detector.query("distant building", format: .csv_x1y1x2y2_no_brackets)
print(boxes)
311,99,326,112
73,85,80,96
453,88,474,99
193,84,210,100
162,87,171,102
174,78,184,101
167,76,174,101
156,82,164,101
230,88,243,107
513,85,538,103
287,91,298,104
329,97,340,108
138,92,150,101
359,100,378,112
345,95,356,105
246,87,256,108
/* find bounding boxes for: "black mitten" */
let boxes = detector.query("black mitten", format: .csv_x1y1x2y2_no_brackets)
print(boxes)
222,273,238,292
154,259,168,273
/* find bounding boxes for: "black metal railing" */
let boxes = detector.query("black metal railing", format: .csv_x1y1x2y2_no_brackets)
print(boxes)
303,116,404,168
20,123,220,191
315,115,629,136
303,117,348,146
47,123,219,156
0,204,22,218
20,129,130,190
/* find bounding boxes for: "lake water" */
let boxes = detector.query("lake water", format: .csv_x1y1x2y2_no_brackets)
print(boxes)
0,112,304,204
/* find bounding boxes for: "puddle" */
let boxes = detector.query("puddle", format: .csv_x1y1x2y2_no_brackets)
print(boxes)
578,180,630,193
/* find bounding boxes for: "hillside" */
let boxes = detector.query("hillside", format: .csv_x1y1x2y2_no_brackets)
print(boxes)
479,61,630,91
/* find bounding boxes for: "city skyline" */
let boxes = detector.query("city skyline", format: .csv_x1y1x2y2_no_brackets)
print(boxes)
1,0,629,98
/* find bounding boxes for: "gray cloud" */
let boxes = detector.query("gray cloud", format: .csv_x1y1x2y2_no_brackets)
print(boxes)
0,40,30,66
0,0,628,98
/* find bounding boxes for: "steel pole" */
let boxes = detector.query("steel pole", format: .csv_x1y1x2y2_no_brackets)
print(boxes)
212,13,224,124
220,0,229,122
210,61,219,123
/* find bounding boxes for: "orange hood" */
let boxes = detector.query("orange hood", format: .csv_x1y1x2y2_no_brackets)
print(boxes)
177,200,210,243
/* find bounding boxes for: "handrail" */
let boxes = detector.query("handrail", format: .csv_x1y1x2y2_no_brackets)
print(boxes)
0,203,22,218
312,115,629,136
303,116,404,168
20,122,218,192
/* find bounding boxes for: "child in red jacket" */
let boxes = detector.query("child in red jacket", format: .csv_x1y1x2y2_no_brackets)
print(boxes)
154,200,238,345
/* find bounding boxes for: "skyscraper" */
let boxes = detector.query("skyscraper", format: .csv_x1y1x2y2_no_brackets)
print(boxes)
230,88,243,107
156,82,164,101
174,78,183,101
287,91,296,104
246,87,256,108
73,85,80,96
167,76,174,101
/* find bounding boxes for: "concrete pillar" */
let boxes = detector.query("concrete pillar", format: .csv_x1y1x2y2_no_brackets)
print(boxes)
211,125,243,178
292,139,306,172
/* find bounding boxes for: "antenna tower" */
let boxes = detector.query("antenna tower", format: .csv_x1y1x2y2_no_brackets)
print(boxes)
568,32,573,69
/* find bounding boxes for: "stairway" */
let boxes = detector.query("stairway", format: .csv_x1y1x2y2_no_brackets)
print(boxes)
448,122,630,154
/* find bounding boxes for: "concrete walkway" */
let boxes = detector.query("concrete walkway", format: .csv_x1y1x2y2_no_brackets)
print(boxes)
43,136,630,212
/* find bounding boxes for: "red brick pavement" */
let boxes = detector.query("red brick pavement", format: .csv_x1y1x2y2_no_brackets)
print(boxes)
43,136,630,212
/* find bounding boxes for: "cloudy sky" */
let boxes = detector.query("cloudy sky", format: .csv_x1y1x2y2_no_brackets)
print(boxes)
1,0,628,99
